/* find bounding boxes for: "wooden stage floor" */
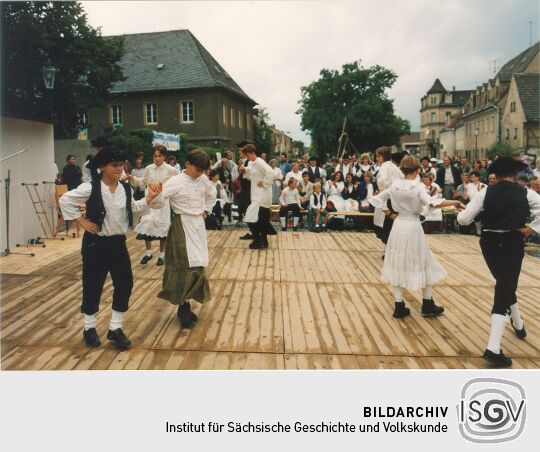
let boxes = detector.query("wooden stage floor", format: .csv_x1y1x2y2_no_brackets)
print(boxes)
1,230,539,370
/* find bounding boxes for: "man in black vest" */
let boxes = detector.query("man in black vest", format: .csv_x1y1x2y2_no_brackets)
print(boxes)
307,156,326,183
237,140,254,240
59,147,162,350
458,157,540,367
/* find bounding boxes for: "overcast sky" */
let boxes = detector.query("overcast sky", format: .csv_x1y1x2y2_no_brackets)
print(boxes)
82,0,539,145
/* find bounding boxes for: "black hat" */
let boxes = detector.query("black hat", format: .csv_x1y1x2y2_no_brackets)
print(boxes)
88,146,126,170
237,140,254,147
308,156,319,164
488,156,527,176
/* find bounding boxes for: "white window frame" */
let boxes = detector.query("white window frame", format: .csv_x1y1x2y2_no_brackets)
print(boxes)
144,103,158,125
230,106,235,127
180,100,195,124
110,104,123,125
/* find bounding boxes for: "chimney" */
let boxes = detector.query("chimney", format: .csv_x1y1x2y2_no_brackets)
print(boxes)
452,86,455,91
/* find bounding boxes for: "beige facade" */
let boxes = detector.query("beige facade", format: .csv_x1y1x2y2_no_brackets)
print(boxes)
269,127,292,156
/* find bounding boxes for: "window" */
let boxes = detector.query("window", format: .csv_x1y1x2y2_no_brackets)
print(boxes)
514,128,518,140
230,106,235,127
446,111,451,118
491,117,495,133
78,112,88,129
445,94,452,104
110,105,122,125
431,112,436,122
505,128,510,140
246,113,251,130
223,104,228,125
510,101,516,113
144,103,158,125
180,100,194,123
238,110,243,129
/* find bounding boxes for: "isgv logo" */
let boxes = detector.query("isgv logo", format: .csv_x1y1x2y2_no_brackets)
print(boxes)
457,378,526,443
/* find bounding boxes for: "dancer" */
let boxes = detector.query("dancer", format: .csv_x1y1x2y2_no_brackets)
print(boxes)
279,178,302,231
457,157,540,367
149,149,216,329
239,144,274,249
373,148,403,255
370,155,463,319
128,145,178,266
59,146,162,349
237,142,253,240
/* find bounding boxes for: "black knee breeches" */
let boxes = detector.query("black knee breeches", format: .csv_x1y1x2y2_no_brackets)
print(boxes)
81,233,133,315
480,231,525,316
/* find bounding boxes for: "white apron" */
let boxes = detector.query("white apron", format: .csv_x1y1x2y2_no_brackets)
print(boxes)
181,213,208,267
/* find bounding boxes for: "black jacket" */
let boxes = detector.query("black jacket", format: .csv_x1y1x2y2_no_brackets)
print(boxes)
436,165,461,189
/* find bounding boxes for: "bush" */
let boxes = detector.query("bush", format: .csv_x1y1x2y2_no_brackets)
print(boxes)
129,128,154,144
108,134,152,163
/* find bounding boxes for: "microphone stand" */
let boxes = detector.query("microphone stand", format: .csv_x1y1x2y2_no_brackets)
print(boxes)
1,148,35,257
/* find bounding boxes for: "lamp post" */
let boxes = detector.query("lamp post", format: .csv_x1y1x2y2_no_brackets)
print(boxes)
474,128,479,159
41,64,58,122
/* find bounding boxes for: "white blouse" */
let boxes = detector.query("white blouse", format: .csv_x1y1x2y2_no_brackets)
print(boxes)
370,179,443,216
324,180,344,196
151,171,216,216
272,167,284,186
376,161,403,192
285,170,303,184
59,181,150,236
131,162,179,189
280,187,302,206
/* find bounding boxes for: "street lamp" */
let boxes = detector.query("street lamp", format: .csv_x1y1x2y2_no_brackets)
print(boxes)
41,64,58,90
474,128,479,159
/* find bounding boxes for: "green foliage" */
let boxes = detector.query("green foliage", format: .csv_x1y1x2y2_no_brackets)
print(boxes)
297,61,410,157
487,142,515,160
292,140,306,152
253,108,273,153
1,1,125,138
108,134,152,163
129,128,155,144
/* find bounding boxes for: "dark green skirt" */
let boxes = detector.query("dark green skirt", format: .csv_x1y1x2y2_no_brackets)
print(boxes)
157,214,211,305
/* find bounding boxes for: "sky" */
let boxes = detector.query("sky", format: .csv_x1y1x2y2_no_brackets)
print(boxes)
82,0,539,146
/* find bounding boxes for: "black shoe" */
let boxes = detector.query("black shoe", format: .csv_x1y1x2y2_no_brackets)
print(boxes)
177,303,196,328
381,254,385,261
249,241,265,249
421,298,444,317
106,328,131,350
156,257,164,266
83,328,101,347
282,227,287,232
483,349,512,368
511,319,527,339
393,302,411,319
140,255,152,265
239,233,253,240
315,227,320,233
293,226,298,232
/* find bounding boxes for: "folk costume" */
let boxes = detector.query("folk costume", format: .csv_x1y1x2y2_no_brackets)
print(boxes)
150,170,216,327
244,156,274,249
279,186,302,231
373,159,403,244
130,162,179,242
457,157,540,367
59,148,152,349
370,179,447,318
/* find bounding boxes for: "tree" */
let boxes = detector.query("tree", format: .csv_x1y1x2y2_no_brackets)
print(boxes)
1,2,125,138
297,61,410,157
253,107,273,153
292,140,305,153
487,142,515,160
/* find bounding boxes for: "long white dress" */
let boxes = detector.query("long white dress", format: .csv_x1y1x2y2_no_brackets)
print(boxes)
131,162,179,239
370,179,447,289
324,180,345,210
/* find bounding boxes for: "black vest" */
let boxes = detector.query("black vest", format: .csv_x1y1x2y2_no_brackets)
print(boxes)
86,178,133,230
308,166,320,183
483,181,529,230
312,192,325,207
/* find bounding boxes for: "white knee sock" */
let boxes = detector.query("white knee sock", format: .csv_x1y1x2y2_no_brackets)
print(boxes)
422,286,433,300
145,250,152,257
83,314,97,331
487,314,508,354
109,310,125,331
280,217,286,228
293,217,299,227
510,304,524,330
159,251,165,259
392,286,403,303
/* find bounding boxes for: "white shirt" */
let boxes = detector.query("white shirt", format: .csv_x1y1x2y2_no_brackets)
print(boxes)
457,187,540,233
337,163,353,176
376,161,403,192
444,166,454,185
81,161,92,183
280,187,302,206
59,181,150,236
131,162,179,189
360,183,374,208
152,171,216,215
272,167,284,186
285,170,303,184
466,182,486,201
244,157,274,208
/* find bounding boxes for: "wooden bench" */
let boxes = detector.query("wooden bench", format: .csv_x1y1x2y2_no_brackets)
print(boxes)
327,211,374,217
